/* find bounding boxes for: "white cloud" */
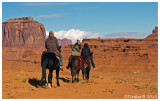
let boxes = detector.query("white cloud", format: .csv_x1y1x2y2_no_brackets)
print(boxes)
46,29,103,43
34,14,65,18
46,29,150,44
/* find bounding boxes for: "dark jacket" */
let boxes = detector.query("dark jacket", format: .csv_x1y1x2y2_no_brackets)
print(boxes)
45,36,59,52
81,43,91,56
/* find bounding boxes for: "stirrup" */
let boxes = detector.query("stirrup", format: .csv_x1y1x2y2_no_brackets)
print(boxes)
84,64,88,68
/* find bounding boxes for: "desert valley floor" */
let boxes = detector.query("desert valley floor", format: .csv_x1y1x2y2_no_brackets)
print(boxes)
2,51,158,99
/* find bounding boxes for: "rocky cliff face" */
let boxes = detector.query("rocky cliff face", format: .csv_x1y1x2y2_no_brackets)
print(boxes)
2,17,46,47
2,17,46,60
78,26,158,72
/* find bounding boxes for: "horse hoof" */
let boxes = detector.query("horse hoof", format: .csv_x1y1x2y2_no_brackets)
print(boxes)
76,79,79,82
72,80,74,83
57,83,60,86
47,83,52,88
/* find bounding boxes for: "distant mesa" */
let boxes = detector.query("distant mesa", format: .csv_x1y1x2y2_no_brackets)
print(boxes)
2,17,72,47
58,38,72,47
80,26,158,71
2,17,46,47
2,17,72,60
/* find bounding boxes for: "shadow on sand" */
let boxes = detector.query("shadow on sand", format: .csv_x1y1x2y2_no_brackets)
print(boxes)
28,77,72,88
28,78,41,88
58,77,71,83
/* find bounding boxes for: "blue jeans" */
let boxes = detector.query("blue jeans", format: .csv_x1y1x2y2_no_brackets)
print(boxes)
90,56,95,68
57,50,63,66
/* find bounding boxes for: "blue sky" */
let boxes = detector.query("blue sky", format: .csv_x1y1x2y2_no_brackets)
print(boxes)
2,2,158,42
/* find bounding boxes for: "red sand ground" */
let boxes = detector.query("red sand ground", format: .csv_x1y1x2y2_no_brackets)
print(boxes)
2,50,158,99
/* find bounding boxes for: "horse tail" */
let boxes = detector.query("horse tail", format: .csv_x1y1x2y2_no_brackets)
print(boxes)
71,57,75,76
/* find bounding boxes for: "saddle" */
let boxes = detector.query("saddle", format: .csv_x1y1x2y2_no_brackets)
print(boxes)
52,51,60,61
69,55,87,68
52,51,60,57
45,50,60,61
69,56,81,61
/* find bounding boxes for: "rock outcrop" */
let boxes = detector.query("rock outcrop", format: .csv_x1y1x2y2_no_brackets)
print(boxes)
78,27,158,72
61,27,158,72
58,38,72,47
2,17,46,47
145,26,158,40
2,17,46,60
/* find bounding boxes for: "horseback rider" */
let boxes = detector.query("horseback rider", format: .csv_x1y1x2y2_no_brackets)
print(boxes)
66,40,85,69
81,43,96,69
45,31,63,71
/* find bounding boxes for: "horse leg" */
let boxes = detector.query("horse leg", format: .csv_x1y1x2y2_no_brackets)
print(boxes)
56,67,60,86
71,58,75,83
88,70,90,80
82,70,84,80
40,65,47,86
48,69,53,88
85,68,88,80
72,74,74,83
76,71,80,82
82,63,85,80
86,68,90,80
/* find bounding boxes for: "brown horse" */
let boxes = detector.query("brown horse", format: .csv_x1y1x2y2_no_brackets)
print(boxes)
82,53,93,80
69,56,83,83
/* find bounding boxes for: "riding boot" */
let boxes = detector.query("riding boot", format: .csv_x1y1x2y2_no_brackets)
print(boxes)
57,50,63,71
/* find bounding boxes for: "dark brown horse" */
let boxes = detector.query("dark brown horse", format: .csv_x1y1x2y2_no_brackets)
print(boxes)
69,56,83,83
82,52,93,80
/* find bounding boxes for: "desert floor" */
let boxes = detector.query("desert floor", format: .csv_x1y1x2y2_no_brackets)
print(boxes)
2,53,158,99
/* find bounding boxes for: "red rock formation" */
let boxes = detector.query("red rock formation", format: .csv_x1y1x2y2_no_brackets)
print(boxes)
145,26,158,40
2,17,46,60
78,27,158,72
2,16,158,72
58,38,72,47
2,17,46,47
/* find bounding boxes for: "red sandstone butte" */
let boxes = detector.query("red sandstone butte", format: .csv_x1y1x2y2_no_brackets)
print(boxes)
2,17,46,60
2,17,72,60
2,17,46,47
